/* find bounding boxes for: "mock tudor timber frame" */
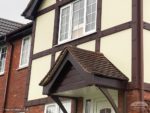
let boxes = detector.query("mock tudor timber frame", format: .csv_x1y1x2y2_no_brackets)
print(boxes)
24,0,150,107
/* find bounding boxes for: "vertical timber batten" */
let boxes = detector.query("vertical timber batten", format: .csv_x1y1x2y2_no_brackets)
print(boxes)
132,0,144,107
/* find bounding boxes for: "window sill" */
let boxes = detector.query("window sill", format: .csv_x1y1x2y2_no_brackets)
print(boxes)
17,65,29,71
0,72,5,77
55,31,97,47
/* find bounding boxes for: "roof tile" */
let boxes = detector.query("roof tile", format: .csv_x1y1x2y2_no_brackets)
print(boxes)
0,18,23,37
40,46,128,86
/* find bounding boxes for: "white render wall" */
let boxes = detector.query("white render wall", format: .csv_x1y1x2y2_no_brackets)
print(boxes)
33,10,55,54
101,29,132,81
28,55,51,100
144,0,150,23
101,0,131,30
144,30,150,83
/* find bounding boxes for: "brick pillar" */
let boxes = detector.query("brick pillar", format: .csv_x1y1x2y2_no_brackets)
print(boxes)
127,90,142,113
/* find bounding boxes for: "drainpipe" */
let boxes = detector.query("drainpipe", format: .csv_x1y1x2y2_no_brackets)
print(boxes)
2,40,14,113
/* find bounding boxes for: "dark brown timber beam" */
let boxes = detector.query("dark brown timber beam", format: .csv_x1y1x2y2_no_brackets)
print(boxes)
132,0,144,105
51,96,68,113
98,87,119,113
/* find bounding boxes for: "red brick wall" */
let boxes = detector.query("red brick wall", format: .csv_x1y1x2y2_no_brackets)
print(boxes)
144,91,150,101
26,105,44,113
0,69,7,113
0,43,14,113
0,39,29,113
127,90,142,113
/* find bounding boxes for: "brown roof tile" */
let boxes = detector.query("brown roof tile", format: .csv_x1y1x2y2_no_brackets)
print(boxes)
40,46,128,86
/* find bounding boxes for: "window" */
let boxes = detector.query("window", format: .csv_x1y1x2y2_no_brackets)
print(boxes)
85,100,92,113
45,104,57,113
0,46,7,74
100,108,111,113
58,0,97,44
19,36,31,68
44,101,71,113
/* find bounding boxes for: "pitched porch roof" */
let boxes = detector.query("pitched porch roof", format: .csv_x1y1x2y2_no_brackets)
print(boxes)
40,46,128,95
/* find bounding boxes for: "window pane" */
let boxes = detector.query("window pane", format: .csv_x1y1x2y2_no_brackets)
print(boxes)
46,105,56,113
20,37,30,67
85,100,91,113
0,46,7,73
85,0,96,32
59,6,70,42
72,0,84,39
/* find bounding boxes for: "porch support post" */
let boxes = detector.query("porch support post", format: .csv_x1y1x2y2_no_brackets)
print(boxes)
51,96,68,113
97,87,119,113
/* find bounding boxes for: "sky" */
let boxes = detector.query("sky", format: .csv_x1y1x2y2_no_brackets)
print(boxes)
0,0,31,24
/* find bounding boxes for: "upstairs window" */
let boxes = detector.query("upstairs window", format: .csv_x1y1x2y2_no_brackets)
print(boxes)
19,36,31,68
58,0,97,44
0,46,7,74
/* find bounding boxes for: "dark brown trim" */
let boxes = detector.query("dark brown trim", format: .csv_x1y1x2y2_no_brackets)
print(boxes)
98,87,119,113
144,22,150,31
51,96,68,113
24,21,36,106
131,0,144,103
52,6,60,46
25,97,53,107
51,53,55,67
144,83,150,91
94,76,127,90
25,97,69,107
6,23,33,42
32,22,131,60
99,22,131,37
95,0,102,52
96,0,102,32
95,39,100,52
37,4,56,17
32,49,53,60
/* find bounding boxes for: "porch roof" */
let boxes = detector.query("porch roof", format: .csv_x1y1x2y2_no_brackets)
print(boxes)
40,46,128,86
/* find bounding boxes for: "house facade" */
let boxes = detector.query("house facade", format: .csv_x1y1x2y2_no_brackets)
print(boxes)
0,18,32,113
1,0,150,113
21,0,150,113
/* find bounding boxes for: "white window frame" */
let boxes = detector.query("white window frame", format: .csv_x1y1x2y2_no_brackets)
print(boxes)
58,4,72,44
44,103,59,113
19,36,31,69
58,0,97,44
0,45,7,75
44,101,71,113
